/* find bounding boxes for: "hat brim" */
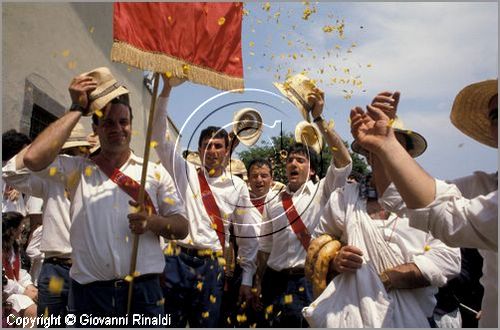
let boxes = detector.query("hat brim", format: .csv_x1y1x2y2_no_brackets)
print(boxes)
62,140,92,150
273,82,311,122
450,79,498,148
233,108,263,146
295,121,323,154
351,129,427,158
88,85,129,116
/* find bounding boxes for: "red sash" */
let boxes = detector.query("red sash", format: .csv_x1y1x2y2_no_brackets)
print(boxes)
251,197,266,215
197,169,225,249
281,192,311,250
3,251,20,281
92,157,157,215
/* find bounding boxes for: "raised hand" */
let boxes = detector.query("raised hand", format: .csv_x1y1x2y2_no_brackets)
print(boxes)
370,91,401,120
350,103,397,154
68,75,97,115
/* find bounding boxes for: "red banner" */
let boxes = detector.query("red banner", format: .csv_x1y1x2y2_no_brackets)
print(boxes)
111,2,244,91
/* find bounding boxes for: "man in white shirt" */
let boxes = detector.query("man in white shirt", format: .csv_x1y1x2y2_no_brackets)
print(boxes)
350,80,497,327
256,90,352,327
21,67,188,324
309,117,460,326
151,77,260,327
3,123,94,326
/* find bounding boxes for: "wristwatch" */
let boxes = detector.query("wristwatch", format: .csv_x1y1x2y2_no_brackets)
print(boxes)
379,271,393,291
69,103,86,113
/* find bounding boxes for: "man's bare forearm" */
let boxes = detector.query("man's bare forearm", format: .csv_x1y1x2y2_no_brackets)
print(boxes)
316,118,351,168
383,262,430,290
148,214,189,240
24,111,82,171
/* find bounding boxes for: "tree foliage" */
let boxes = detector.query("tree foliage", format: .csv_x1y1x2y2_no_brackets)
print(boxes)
238,132,369,184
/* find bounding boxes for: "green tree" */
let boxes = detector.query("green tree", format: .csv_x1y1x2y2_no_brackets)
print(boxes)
238,132,369,184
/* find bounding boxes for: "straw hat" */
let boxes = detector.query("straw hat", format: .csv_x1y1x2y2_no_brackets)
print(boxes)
450,79,498,148
184,150,202,167
295,121,323,154
226,158,248,180
62,123,92,150
80,67,129,115
274,74,322,122
232,108,263,146
351,116,427,158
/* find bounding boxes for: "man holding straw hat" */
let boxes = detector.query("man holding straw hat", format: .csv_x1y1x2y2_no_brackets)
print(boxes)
350,79,498,327
22,67,188,324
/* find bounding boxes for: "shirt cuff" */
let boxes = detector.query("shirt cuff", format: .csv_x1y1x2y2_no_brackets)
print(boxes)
241,271,253,287
412,255,448,287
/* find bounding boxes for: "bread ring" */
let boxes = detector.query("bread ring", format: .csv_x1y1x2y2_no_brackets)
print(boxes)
305,234,333,281
312,239,341,298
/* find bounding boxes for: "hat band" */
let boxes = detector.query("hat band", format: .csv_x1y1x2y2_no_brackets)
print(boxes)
89,83,120,102
288,88,312,112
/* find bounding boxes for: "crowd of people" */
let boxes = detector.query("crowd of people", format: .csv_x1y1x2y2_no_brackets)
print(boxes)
1,66,497,328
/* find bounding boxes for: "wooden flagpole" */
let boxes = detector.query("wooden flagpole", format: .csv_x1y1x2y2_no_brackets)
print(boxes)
126,72,160,314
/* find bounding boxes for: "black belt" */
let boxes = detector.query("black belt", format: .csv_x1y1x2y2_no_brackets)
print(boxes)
44,257,72,266
178,246,221,259
88,273,160,288
272,267,305,277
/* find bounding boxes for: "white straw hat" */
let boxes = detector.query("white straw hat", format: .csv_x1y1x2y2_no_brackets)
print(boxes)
450,79,498,148
274,74,322,122
80,67,129,115
295,121,323,154
62,123,92,150
232,108,263,146
351,116,427,158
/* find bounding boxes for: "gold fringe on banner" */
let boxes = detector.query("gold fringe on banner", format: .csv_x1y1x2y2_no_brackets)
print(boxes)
111,41,244,92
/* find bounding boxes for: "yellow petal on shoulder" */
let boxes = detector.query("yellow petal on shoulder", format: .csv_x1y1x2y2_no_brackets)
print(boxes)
49,167,58,176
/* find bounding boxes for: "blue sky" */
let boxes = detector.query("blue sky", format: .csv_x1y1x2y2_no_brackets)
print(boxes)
164,2,498,180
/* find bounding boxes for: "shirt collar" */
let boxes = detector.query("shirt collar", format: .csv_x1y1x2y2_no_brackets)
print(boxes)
285,180,316,196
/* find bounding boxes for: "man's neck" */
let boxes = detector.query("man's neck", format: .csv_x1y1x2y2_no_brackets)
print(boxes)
94,149,131,169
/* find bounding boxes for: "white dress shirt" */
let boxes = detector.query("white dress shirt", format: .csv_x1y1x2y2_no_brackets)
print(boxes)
30,152,186,284
152,96,260,286
316,182,461,318
260,162,352,271
3,156,72,258
380,173,497,328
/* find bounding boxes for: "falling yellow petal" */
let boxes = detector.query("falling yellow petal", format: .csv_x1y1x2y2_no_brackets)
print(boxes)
62,50,70,57
208,168,216,176
165,71,173,78
242,9,249,16
227,316,232,324
48,276,64,295
94,109,103,118
156,298,165,306
298,286,305,292
262,2,271,11
124,275,133,282
202,311,210,318
67,61,77,69
284,294,293,304
125,235,129,243
218,257,226,266
89,26,95,34
249,41,255,47
44,306,49,317
236,208,247,215
196,281,203,291
133,271,141,277
210,295,217,304
217,17,226,26
84,166,93,177
49,167,57,176
150,140,158,148
424,245,431,252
